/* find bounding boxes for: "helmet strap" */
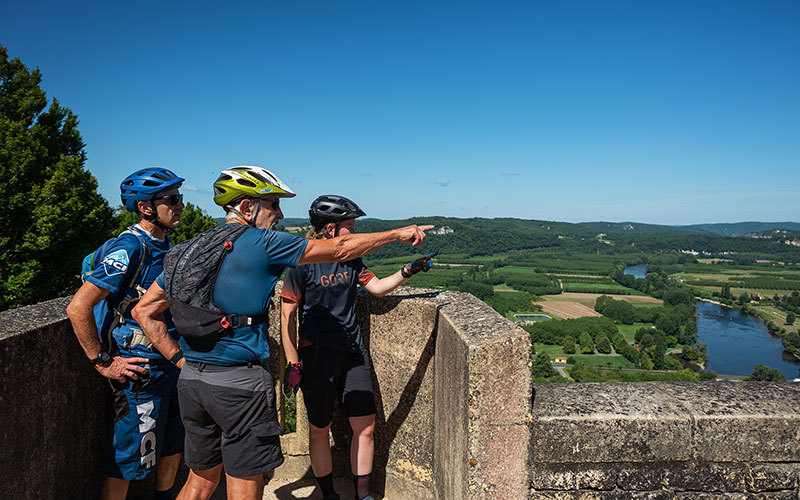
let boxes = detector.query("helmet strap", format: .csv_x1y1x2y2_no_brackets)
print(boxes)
227,199,259,228
143,201,171,233
322,222,338,239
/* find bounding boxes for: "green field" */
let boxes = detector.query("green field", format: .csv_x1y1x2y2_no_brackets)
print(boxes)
569,355,635,368
494,266,541,276
616,323,655,342
561,282,645,295
534,343,565,356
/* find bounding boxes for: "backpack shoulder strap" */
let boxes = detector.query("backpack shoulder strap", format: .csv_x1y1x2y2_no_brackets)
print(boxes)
111,227,150,327
119,226,150,297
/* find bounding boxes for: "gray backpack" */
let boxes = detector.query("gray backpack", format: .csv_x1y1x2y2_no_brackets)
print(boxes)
163,224,267,338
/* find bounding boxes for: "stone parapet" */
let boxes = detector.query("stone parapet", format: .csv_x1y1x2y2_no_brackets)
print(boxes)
529,382,800,499
3,292,798,500
0,297,110,499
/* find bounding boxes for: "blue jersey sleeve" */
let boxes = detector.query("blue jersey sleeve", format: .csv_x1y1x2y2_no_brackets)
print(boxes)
86,233,145,296
263,230,308,269
155,271,166,290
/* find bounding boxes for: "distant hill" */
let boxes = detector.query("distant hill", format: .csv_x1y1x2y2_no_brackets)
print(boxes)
680,222,800,237
281,217,309,228
581,221,711,235
581,221,800,237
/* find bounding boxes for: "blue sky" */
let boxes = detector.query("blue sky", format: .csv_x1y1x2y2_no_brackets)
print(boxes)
2,1,798,224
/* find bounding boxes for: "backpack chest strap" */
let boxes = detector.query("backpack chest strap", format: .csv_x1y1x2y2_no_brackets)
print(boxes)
220,312,269,330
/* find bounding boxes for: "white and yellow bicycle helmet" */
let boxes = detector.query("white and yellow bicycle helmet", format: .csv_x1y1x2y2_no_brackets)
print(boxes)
213,166,296,207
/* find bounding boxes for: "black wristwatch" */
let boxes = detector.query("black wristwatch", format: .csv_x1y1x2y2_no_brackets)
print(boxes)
90,351,112,366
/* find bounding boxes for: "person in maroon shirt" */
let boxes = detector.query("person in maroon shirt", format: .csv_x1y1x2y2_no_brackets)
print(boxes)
280,195,435,500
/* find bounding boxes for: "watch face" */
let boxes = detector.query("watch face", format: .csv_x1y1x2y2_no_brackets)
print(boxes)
93,352,111,365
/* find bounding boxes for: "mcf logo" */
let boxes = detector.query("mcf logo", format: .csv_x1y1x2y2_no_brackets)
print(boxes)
137,401,157,468
102,249,129,277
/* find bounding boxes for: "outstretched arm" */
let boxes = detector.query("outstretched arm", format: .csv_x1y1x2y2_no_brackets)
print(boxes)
280,298,301,364
299,225,433,266
363,270,406,297
363,252,438,297
131,281,184,368
67,281,150,382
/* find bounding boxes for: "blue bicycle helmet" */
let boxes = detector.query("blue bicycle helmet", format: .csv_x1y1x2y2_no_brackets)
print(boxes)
120,167,185,212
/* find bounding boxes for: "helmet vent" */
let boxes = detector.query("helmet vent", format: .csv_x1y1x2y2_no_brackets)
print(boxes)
249,171,268,184
237,179,257,188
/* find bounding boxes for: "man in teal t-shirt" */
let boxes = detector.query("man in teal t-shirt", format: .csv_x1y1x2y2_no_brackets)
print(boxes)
133,166,432,500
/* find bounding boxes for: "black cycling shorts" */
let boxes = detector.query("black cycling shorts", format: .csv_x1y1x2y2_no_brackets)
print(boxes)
177,361,284,478
299,344,376,428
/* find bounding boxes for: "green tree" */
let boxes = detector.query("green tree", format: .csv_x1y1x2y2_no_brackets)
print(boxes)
532,351,558,379
786,312,796,326
578,332,594,353
561,336,576,354
458,281,494,301
744,364,786,381
698,370,717,381
595,333,612,354
652,335,667,370
0,46,115,310
639,352,654,370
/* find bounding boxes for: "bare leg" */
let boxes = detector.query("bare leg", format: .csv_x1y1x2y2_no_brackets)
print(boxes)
309,422,333,476
349,414,375,475
100,476,130,500
226,473,265,500
176,464,223,500
155,453,183,491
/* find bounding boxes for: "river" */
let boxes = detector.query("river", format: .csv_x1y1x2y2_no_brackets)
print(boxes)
622,264,798,378
696,301,799,378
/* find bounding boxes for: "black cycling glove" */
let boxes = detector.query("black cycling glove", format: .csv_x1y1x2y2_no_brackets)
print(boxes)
401,252,438,278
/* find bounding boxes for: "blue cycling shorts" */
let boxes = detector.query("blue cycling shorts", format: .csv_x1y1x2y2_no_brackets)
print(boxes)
104,359,184,480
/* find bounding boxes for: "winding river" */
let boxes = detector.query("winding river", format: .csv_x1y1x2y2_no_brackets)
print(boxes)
696,301,799,378
623,265,798,378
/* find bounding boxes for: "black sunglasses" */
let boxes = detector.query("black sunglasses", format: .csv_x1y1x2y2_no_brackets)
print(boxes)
260,198,280,210
152,194,183,206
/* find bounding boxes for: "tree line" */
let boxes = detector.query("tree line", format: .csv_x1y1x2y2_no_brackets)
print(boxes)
0,47,215,310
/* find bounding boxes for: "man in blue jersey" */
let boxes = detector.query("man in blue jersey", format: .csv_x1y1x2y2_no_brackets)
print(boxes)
132,166,432,500
280,195,435,500
67,167,186,500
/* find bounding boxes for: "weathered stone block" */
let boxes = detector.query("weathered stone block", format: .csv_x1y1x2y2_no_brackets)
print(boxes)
616,465,666,491
676,493,798,500
663,463,750,492
530,463,617,490
531,491,672,500
746,463,798,492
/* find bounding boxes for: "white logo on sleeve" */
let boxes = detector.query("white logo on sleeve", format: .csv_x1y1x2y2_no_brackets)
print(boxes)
101,249,130,277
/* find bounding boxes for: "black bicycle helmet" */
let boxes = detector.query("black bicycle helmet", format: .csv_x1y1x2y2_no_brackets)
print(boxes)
309,195,366,229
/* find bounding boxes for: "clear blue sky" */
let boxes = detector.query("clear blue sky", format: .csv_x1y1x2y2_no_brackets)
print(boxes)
3,1,798,224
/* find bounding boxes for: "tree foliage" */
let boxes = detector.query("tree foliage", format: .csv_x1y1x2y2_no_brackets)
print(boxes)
744,364,786,382
0,46,116,309
532,352,558,379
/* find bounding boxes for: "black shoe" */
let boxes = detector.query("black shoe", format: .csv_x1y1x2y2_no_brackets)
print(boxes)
322,495,340,500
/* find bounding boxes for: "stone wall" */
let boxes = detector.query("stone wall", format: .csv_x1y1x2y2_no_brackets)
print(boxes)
274,286,533,500
0,297,111,500
529,382,800,499
3,292,798,500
